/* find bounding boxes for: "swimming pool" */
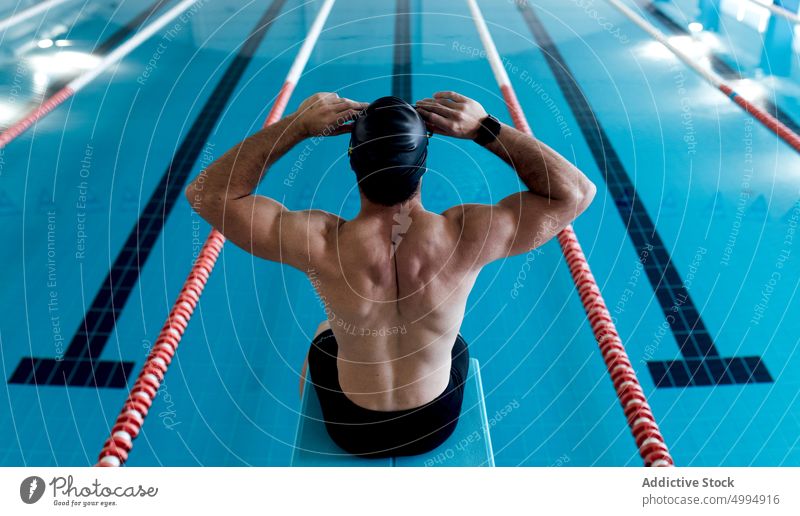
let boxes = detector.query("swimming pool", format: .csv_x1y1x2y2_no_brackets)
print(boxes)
1,0,798,466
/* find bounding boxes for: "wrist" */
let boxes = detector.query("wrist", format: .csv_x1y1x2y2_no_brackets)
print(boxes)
473,114,501,146
464,126,480,140
296,113,311,139
287,112,309,138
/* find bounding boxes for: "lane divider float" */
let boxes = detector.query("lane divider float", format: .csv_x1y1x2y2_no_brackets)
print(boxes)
0,0,202,150
466,0,674,467
602,0,800,154
96,0,336,467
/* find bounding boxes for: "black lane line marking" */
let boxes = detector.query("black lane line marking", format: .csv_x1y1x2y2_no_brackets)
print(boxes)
8,0,288,389
7,0,174,388
516,1,771,388
637,0,800,136
94,0,172,54
392,0,412,102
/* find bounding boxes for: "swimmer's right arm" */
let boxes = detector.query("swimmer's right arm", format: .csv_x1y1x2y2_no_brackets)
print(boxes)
416,91,596,265
185,92,366,269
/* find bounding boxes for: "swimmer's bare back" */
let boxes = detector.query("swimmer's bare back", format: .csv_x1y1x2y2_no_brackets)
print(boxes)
186,91,596,412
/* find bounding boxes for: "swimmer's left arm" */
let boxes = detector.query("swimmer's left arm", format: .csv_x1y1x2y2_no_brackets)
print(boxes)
185,92,366,269
417,91,595,265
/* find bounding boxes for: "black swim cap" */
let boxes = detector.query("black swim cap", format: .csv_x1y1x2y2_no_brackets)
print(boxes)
349,96,428,206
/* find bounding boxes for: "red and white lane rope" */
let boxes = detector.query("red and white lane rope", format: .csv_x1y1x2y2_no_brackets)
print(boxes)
747,0,800,25
96,0,336,467
466,0,674,467
0,0,202,150
0,0,75,32
95,230,225,467
602,0,800,154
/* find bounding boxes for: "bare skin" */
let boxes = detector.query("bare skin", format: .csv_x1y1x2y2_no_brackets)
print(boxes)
186,91,596,412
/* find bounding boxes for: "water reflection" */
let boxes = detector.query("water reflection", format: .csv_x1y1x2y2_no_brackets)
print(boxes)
664,0,799,77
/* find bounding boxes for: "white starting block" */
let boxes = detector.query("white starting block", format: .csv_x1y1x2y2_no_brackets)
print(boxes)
291,358,494,466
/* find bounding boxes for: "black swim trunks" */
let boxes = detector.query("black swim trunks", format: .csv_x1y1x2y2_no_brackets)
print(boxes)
307,329,469,458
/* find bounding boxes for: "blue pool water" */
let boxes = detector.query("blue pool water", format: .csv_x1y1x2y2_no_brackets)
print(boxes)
1,0,799,466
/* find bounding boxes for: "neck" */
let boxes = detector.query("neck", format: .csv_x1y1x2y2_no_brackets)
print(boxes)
357,193,424,219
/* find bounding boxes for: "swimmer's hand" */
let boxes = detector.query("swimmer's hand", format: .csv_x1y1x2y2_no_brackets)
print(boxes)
292,92,368,137
415,91,487,139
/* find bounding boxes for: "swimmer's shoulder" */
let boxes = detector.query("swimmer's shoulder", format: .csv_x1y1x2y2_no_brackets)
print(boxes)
293,209,345,270
439,204,500,267
439,203,487,242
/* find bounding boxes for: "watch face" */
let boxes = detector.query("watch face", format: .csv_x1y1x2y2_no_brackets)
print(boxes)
475,115,500,145
487,115,500,134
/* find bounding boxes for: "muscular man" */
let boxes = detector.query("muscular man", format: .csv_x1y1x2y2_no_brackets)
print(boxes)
186,91,595,457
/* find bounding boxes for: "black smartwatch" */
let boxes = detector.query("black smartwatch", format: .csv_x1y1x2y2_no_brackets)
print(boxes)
473,114,501,146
